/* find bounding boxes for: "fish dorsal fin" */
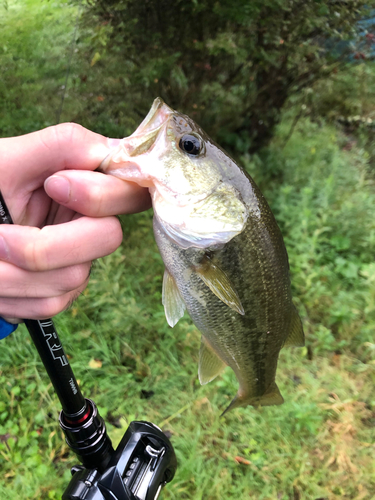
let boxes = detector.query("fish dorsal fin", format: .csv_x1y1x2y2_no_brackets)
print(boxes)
162,269,186,327
199,337,227,385
196,255,245,315
283,305,305,347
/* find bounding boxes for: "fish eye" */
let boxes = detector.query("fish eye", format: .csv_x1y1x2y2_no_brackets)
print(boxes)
179,134,202,156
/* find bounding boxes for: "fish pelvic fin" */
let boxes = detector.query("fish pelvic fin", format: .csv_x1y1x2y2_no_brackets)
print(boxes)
199,336,227,385
283,304,305,348
162,269,186,327
195,255,245,315
221,382,284,416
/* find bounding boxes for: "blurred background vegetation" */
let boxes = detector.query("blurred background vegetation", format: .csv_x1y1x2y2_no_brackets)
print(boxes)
0,0,375,499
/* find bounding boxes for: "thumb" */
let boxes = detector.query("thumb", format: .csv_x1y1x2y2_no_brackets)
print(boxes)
44,169,152,217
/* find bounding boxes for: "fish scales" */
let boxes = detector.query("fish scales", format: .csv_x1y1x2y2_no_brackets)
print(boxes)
100,97,304,414
154,172,293,412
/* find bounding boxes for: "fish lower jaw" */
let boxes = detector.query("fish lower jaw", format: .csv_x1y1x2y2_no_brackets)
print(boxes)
102,162,155,188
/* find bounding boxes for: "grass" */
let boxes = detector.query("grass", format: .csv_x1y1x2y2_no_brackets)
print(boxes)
0,1,375,499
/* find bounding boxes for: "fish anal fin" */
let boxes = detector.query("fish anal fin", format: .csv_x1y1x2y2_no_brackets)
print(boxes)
283,305,305,348
162,269,186,327
221,382,284,416
196,255,245,315
199,337,227,385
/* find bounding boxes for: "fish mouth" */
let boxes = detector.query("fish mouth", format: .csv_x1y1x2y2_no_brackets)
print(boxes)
100,98,174,174
126,98,173,157
136,97,173,136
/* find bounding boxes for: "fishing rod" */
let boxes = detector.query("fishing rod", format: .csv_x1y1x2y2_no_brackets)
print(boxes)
0,190,177,500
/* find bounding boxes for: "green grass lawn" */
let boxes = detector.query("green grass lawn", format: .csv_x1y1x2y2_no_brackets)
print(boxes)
0,1,374,499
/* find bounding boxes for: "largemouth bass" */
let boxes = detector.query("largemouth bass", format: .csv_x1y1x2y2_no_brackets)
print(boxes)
100,98,304,414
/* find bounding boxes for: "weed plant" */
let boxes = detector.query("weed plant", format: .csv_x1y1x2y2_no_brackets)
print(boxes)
0,1,374,499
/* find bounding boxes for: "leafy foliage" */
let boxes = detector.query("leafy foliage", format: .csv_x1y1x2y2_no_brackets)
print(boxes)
0,0,79,136
76,0,372,152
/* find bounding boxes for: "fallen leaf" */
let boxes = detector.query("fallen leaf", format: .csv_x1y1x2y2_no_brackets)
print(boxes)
234,456,251,465
88,358,102,369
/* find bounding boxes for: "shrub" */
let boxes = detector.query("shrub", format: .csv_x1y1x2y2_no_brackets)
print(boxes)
77,0,372,152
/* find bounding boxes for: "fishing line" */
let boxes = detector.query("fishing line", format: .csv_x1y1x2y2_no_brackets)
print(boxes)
54,1,99,388
56,2,82,124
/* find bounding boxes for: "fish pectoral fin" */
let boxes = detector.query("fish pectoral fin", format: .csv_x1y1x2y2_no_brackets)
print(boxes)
162,269,186,327
196,255,245,315
199,337,227,385
283,305,305,348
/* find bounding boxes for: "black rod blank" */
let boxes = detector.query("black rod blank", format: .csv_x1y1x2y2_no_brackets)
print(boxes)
0,191,86,417
24,319,86,416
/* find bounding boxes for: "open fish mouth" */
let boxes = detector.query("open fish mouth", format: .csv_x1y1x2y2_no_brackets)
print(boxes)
136,97,173,136
100,98,173,175
120,98,173,156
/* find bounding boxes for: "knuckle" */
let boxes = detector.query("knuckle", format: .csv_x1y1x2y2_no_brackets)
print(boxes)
81,184,105,217
60,264,91,292
42,123,86,147
54,123,87,149
24,239,48,272
39,123,88,168
36,298,62,319
36,295,72,319
91,186,107,216
104,218,123,254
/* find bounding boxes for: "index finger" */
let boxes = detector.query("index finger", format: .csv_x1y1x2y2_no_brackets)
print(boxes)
0,123,112,200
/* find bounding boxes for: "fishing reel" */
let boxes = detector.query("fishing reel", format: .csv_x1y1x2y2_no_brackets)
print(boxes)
62,417,177,500
24,316,177,500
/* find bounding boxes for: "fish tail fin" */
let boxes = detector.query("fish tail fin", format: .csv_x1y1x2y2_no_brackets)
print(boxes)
256,383,284,407
220,394,241,417
221,383,284,416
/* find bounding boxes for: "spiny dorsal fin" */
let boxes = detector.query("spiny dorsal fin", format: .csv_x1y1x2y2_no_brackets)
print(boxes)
195,255,245,315
162,269,186,327
283,304,305,347
199,336,227,385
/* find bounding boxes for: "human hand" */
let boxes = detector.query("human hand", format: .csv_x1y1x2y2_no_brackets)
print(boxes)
0,123,151,321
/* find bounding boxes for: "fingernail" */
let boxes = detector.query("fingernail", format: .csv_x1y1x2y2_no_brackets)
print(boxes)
0,235,9,260
44,175,70,204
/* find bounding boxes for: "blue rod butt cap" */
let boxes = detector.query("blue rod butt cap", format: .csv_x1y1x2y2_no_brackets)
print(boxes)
0,317,18,339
